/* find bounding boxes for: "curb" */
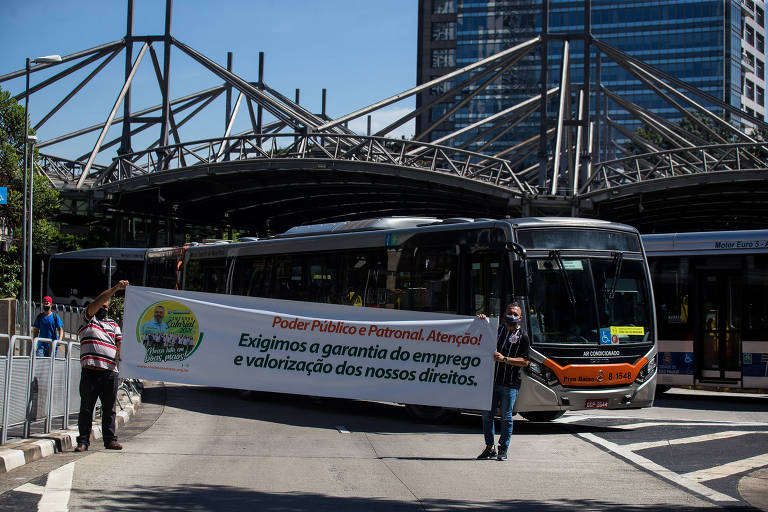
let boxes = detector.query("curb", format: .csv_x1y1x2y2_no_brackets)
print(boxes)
0,390,142,474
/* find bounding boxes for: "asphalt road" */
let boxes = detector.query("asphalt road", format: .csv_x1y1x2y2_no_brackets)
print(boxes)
1,383,766,511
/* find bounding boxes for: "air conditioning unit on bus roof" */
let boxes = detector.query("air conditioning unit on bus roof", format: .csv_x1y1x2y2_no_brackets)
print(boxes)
280,217,453,237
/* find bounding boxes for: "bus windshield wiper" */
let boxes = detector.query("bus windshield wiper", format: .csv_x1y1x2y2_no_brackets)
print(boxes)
549,250,576,305
608,251,624,300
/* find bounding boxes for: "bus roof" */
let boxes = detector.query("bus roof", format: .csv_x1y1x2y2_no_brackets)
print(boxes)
51,247,147,260
642,230,768,256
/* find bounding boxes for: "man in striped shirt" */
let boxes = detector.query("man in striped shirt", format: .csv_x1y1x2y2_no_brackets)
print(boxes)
476,302,530,461
74,280,129,452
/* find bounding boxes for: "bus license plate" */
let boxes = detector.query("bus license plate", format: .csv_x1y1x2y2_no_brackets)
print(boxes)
585,398,609,409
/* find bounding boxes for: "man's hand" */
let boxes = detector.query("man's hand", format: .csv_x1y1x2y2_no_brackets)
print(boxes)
115,280,129,290
493,351,504,362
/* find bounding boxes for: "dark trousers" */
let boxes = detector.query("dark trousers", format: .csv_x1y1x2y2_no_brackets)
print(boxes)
77,368,119,447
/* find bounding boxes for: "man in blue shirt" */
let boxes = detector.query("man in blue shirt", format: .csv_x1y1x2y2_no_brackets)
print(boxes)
32,296,64,357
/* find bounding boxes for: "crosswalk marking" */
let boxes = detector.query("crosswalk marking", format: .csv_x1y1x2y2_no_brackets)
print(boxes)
37,462,74,512
682,453,768,483
14,482,45,495
577,432,739,502
623,431,767,451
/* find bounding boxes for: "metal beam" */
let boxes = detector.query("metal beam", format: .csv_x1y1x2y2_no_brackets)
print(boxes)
77,42,149,188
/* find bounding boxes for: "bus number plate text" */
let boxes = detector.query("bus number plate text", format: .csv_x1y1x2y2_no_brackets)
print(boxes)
585,398,609,409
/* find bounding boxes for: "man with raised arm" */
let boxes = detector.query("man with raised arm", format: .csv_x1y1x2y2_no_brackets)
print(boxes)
74,280,129,452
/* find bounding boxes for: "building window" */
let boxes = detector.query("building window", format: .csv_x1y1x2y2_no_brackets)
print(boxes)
431,48,456,68
745,51,755,68
758,60,765,80
758,85,765,105
746,0,755,12
746,24,755,46
429,76,453,95
432,0,456,14
757,6,765,27
758,33,765,54
431,22,456,41
746,79,755,100
746,106,755,117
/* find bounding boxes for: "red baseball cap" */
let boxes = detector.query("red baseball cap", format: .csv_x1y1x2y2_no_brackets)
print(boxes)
42,296,53,304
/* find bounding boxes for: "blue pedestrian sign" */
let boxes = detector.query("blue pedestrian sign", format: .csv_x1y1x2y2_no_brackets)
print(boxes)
0,187,6,205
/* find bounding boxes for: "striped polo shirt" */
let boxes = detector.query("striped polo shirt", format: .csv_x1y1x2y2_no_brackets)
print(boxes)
78,310,122,372
493,326,529,389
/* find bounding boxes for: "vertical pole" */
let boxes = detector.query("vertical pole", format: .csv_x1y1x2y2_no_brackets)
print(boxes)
159,0,173,169
367,115,372,136
225,52,233,161
295,89,300,147
22,59,30,334
537,0,550,193
595,46,601,164
119,0,134,158
40,260,44,303
27,139,35,336
257,52,264,145
322,88,327,118
107,257,113,289
579,0,592,206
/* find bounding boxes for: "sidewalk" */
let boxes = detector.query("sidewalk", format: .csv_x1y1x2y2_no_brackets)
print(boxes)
663,387,768,400
0,388,142,474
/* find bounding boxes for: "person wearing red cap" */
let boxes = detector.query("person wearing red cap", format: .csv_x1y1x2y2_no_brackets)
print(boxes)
32,296,64,357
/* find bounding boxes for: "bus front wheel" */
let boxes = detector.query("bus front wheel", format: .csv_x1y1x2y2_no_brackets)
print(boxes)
405,404,457,423
520,411,565,422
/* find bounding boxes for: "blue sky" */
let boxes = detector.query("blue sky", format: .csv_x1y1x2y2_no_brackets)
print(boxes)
0,0,418,162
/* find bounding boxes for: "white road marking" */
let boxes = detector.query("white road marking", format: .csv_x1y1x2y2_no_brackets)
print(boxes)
336,425,351,434
577,432,738,503
37,461,74,512
683,453,768,483
14,482,45,495
604,421,768,430
624,431,767,451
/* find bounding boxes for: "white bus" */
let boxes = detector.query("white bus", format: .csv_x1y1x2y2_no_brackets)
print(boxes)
183,217,658,421
46,248,147,306
643,230,768,391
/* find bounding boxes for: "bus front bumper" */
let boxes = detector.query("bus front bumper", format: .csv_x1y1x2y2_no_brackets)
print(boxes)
515,373,656,412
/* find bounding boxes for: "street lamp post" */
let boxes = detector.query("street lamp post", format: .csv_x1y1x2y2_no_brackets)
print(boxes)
22,54,61,334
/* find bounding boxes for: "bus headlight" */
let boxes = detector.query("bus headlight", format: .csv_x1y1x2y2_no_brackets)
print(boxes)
635,354,657,384
527,361,559,386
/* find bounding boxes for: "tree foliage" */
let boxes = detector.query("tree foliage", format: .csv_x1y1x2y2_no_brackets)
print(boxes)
0,86,61,297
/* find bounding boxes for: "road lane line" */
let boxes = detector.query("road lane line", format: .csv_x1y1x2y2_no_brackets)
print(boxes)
577,432,738,503
624,431,766,451
14,482,45,494
611,421,768,430
38,461,74,512
682,453,768,483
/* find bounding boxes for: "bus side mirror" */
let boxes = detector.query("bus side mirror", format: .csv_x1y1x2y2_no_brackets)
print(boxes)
512,260,528,298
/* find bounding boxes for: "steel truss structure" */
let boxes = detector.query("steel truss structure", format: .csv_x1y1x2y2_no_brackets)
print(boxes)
2,0,767,236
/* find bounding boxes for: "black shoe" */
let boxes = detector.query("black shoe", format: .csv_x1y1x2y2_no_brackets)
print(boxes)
104,440,123,450
477,446,497,459
497,448,508,461
74,443,88,452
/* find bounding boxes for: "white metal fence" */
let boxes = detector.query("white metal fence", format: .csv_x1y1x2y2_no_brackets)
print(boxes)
0,334,81,444
0,301,137,445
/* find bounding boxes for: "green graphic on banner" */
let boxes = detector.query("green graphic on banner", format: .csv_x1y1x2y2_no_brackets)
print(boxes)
136,300,202,363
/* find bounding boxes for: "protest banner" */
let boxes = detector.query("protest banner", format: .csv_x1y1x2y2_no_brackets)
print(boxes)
122,286,496,410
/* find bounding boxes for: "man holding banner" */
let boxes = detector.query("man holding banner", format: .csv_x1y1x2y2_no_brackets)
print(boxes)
477,303,530,461
74,280,128,452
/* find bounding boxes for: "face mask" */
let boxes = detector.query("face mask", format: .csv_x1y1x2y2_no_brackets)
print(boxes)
95,307,108,320
43,305,51,311
504,314,520,326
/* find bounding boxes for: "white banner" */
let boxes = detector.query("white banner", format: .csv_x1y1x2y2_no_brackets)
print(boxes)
122,286,496,410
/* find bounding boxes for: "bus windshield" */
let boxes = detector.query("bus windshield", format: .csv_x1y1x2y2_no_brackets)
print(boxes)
526,256,653,345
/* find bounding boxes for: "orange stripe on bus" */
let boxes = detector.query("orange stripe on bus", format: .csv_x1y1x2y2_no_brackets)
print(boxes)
542,357,648,387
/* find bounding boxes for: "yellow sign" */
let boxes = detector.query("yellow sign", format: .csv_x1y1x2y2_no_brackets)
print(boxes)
610,326,645,335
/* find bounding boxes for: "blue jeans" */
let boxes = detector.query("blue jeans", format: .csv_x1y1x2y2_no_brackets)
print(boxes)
482,384,519,450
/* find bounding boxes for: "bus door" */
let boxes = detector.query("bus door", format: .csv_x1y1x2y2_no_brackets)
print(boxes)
695,271,742,384
468,253,506,318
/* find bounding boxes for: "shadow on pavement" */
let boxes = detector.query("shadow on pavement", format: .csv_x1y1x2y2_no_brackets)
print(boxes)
139,382,624,436
71,485,754,512
654,393,768,413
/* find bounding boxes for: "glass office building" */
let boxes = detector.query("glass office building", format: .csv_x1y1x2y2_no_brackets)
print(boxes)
417,0,767,156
